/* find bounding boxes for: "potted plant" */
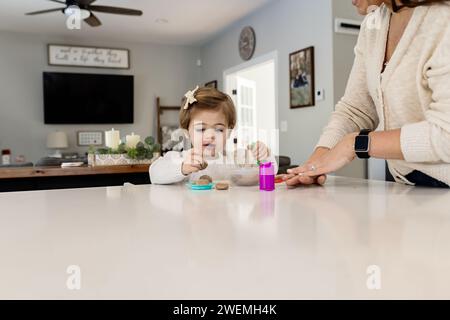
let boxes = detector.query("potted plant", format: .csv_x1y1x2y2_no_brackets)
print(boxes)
91,136,161,166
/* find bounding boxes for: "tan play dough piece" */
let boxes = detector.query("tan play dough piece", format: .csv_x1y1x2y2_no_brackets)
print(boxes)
199,175,213,184
215,182,229,190
196,179,210,186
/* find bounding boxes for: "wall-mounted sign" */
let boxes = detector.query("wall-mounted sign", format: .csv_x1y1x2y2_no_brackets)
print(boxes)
48,44,130,69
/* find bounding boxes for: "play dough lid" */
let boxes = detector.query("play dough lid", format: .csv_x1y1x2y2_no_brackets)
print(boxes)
186,182,215,191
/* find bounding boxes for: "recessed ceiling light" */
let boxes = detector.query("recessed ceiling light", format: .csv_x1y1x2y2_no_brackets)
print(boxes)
155,18,169,24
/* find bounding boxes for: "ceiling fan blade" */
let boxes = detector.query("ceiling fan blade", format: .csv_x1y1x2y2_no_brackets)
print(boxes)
48,0,67,4
84,13,102,27
26,8,65,15
77,0,97,5
88,5,143,16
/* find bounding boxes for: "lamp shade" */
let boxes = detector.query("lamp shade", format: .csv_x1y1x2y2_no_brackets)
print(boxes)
47,131,68,149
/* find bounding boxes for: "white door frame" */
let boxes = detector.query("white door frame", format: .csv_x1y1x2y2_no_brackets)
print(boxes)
223,51,279,129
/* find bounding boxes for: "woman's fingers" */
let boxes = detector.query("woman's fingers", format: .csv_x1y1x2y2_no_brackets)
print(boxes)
287,165,309,175
317,175,327,185
284,170,328,187
285,175,302,187
288,160,330,178
287,166,312,177
303,156,346,177
286,175,313,186
298,175,318,185
282,174,296,181
283,146,332,187
285,174,319,186
305,168,328,178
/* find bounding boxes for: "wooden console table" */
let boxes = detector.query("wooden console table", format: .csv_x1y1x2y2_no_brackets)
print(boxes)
0,165,151,193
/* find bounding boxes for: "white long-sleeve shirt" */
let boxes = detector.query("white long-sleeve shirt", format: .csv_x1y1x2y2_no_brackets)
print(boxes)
149,149,278,185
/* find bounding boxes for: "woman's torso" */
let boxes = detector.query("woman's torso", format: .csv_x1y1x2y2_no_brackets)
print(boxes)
362,3,450,185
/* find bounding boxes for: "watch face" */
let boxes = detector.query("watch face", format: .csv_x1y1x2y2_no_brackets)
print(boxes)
355,135,370,152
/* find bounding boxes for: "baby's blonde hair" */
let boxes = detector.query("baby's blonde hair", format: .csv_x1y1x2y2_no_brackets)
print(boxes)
179,87,237,130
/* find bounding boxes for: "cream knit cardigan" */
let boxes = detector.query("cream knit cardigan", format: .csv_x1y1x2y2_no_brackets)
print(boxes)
317,3,450,186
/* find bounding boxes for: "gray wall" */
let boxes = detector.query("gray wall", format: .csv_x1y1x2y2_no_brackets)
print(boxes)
199,0,335,166
332,0,362,105
0,31,201,163
332,0,366,179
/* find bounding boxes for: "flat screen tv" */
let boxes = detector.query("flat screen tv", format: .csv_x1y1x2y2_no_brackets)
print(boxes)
43,72,134,124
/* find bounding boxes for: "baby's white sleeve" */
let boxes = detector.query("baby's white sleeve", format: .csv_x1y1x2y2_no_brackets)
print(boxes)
149,151,187,185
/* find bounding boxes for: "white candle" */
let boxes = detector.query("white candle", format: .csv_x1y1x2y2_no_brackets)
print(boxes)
105,128,120,150
126,132,141,149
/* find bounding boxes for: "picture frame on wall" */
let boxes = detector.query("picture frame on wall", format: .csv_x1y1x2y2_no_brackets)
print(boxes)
48,44,130,69
289,46,315,108
204,80,218,89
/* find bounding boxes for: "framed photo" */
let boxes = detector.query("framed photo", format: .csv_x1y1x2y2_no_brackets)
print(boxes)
289,46,315,108
77,131,104,147
48,44,130,69
205,80,218,89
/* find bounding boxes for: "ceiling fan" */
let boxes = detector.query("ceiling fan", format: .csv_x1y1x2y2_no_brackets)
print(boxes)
25,0,143,27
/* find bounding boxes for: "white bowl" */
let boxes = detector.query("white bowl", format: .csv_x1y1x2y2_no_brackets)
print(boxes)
230,165,259,186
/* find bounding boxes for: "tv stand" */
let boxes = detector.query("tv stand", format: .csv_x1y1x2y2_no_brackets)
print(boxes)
0,165,151,193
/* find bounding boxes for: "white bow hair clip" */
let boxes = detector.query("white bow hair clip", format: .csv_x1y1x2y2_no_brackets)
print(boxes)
183,85,200,110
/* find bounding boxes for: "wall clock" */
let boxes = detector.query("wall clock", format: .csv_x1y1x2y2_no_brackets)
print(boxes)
239,26,256,61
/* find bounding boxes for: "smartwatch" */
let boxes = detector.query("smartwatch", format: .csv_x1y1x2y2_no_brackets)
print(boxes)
354,129,372,159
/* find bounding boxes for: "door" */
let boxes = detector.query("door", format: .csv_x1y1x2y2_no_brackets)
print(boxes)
236,76,257,149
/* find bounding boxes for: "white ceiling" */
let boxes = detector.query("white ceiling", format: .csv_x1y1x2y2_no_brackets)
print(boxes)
0,0,274,45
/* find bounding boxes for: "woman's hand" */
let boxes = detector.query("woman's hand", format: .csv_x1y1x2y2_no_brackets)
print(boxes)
286,133,358,185
283,147,330,187
248,141,270,162
182,149,208,176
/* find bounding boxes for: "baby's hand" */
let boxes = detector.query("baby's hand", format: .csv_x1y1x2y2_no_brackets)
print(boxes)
182,149,208,176
248,141,270,162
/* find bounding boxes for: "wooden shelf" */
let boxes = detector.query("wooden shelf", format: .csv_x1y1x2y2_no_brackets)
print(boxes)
0,165,150,180
159,106,180,111
156,97,181,145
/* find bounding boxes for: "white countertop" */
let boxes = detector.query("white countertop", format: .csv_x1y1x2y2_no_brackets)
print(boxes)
1,176,450,300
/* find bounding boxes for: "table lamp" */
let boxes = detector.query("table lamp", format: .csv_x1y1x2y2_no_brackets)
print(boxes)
47,131,68,158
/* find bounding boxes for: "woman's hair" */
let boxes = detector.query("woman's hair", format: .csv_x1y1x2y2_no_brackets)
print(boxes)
391,0,449,12
179,87,237,130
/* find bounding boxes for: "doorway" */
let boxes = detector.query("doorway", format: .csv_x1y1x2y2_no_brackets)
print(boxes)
224,52,278,155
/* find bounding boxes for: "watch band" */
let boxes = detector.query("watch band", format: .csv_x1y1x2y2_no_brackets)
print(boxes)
355,129,372,159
